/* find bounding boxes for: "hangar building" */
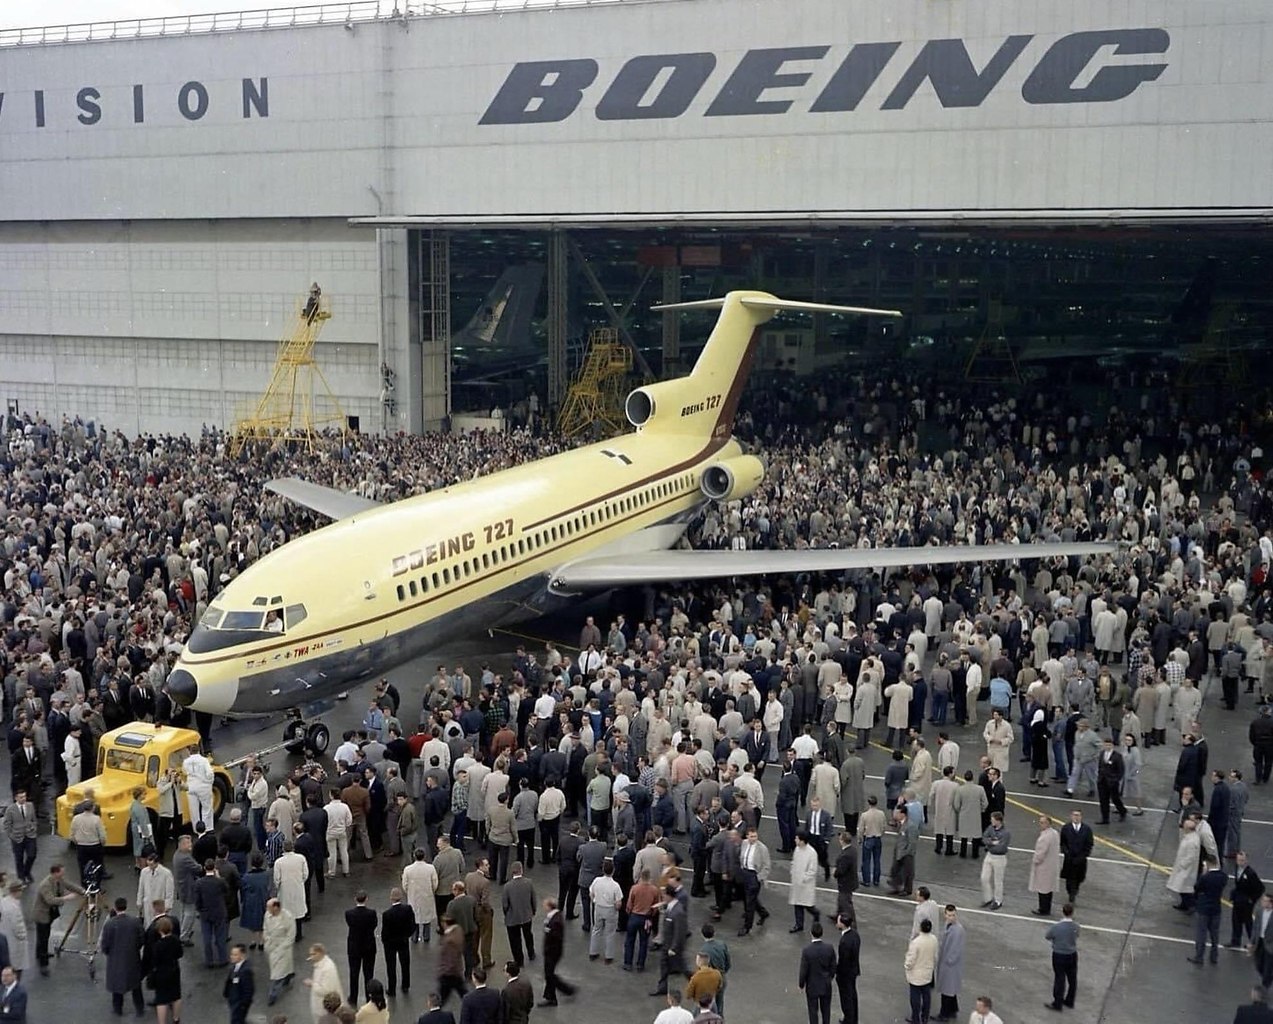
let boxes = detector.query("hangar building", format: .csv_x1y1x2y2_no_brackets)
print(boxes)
0,0,1270,436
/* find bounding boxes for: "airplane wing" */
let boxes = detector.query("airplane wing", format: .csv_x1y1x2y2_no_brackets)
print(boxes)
264,478,381,520
552,542,1116,589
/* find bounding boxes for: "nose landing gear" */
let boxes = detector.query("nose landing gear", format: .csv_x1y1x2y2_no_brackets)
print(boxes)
282,709,331,756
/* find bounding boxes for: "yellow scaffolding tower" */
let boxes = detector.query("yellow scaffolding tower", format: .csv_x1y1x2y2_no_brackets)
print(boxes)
556,328,634,439
230,286,347,455
963,300,1022,384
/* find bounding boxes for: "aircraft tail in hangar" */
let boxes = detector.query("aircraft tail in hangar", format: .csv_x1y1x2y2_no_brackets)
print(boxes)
453,264,544,350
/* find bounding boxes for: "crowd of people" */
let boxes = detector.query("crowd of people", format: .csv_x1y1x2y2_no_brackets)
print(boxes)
0,368,1271,1024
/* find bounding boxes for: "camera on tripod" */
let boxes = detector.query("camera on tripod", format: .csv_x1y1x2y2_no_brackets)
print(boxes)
82,861,103,896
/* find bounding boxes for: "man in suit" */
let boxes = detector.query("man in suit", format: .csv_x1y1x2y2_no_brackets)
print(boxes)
1230,851,1266,948
650,884,689,997
0,966,26,1023
737,827,771,937
3,789,36,888
776,763,801,854
1095,738,1127,824
834,914,861,1024
798,921,838,1024
501,861,537,967
832,831,859,924
540,897,576,1007
1234,986,1273,1024
9,740,40,814
345,889,378,1005
500,960,535,1024
382,886,416,998
742,719,769,781
1190,855,1228,964
1059,810,1094,903
223,943,255,1024
417,990,457,1024
194,859,229,968
458,966,501,1024
1252,896,1273,993
556,822,583,920
805,798,835,881
576,826,607,932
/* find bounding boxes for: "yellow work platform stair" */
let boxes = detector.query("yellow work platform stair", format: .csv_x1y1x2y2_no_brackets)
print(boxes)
556,328,635,440
230,285,347,455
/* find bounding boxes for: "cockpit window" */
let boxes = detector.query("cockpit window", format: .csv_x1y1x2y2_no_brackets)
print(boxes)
285,604,307,629
221,610,267,630
201,608,224,629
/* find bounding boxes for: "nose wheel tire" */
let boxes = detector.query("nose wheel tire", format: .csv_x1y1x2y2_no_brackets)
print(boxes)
305,723,330,755
283,720,307,754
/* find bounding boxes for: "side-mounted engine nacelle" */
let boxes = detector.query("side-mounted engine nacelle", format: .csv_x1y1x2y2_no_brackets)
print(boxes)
700,454,765,502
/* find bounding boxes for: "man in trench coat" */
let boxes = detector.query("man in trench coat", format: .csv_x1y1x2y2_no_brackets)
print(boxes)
100,896,147,1016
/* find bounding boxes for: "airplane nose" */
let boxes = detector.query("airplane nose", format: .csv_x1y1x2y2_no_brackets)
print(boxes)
167,669,199,708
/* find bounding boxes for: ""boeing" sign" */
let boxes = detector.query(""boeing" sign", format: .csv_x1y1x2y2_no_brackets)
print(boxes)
479,29,1170,125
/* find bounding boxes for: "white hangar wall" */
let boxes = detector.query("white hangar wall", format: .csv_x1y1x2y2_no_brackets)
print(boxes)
0,220,382,437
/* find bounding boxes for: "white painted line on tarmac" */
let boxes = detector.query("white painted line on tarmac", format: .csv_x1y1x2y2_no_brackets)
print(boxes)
764,879,1224,948
756,813,1142,866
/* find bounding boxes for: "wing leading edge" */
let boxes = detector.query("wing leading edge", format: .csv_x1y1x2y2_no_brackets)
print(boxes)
265,478,381,520
552,542,1117,589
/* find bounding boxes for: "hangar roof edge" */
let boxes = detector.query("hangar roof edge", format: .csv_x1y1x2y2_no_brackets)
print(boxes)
0,0,683,49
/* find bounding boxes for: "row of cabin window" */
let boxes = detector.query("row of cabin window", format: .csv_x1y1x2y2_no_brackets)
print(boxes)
393,472,696,604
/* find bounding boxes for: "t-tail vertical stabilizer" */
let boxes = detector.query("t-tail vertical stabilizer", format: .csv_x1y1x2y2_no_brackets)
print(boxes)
625,291,901,439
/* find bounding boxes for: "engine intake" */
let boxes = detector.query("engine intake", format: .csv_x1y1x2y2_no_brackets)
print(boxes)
700,454,765,502
625,388,655,427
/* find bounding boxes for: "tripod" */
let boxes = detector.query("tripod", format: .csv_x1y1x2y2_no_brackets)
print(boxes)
54,881,102,980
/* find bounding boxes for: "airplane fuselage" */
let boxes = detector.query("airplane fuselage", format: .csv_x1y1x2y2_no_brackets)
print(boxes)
173,428,740,715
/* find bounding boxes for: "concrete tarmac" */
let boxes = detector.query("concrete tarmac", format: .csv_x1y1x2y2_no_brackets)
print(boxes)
23,628,1273,1024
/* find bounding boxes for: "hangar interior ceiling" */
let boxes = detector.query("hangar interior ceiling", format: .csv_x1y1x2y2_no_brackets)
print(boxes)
430,225,1273,417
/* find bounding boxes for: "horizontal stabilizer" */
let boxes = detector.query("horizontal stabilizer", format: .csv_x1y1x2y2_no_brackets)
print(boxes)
265,478,381,520
652,296,902,317
738,297,902,318
553,542,1115,589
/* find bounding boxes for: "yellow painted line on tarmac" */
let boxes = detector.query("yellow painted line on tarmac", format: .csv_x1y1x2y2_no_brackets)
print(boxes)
491,627,580,652
869,740,1169,874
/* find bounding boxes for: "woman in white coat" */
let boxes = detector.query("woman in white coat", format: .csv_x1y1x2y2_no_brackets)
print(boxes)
1175,681,1202,738
883,679,913,746
272,841,310,934
402,849,439,942
1028,815,1060,916
0,880,28,976
852,676,880,750
787,832,820,932
304,944,344,1023
63,729,83,787
269,786,297,840
262,899,296,1004
833,681,855,729
1166,819,1202,909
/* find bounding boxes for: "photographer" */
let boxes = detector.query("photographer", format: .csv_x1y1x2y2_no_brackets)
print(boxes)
34,864,84,976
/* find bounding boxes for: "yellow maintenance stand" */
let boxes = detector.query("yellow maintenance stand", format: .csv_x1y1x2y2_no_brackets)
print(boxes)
556,327,635,440
230,284,347,455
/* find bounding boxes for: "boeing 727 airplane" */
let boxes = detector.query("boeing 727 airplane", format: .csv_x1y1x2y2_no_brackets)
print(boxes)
169,292,1112,752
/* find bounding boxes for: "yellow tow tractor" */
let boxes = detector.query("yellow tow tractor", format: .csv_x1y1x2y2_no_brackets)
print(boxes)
55,723,234,848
